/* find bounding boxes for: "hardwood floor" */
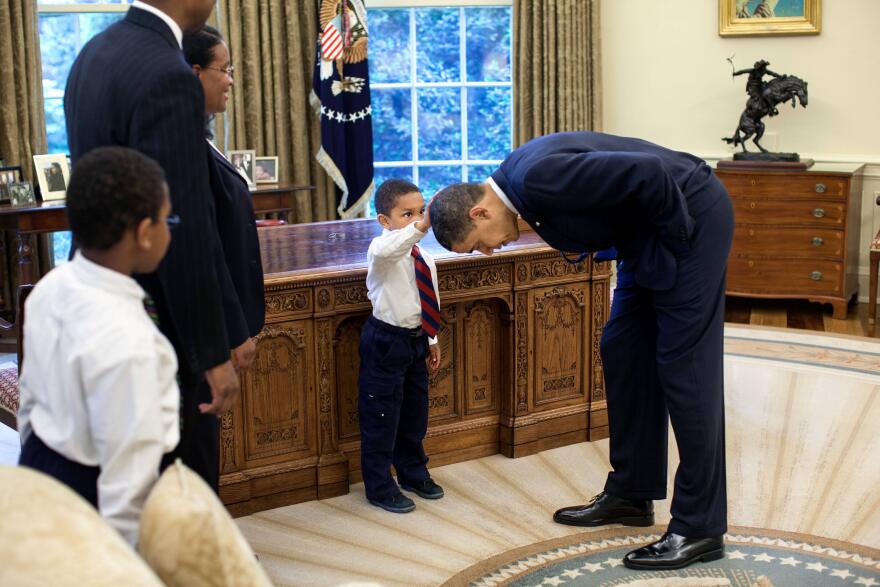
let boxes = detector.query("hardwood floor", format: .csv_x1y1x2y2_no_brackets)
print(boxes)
724,296,878,338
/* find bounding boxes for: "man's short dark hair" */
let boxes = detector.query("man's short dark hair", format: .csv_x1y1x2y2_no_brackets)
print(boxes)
429,182,485,250
374,179,420,216
66,147,166,251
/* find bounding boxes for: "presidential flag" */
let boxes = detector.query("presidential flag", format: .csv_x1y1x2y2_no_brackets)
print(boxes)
311,0,374,217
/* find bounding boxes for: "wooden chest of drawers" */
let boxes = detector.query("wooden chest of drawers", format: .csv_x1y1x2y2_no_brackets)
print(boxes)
715,164,864,319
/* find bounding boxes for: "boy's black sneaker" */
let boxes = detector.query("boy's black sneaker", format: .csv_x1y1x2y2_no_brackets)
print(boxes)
368,492,416,513
400,477,445,499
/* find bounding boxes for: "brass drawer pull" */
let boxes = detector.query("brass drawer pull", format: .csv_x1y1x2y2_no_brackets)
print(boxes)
812,208,826,218
812,237,824,246
810,271,823,281
815,183,827,193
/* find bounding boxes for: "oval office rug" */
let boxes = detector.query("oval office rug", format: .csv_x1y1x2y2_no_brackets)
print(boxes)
446,526,880,587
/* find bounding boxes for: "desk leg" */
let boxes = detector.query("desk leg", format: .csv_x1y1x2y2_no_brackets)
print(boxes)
869,249,879,335
0,234,6,310
17,233,35,287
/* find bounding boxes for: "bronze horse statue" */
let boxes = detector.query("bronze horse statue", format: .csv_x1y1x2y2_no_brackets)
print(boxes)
723,74,808,153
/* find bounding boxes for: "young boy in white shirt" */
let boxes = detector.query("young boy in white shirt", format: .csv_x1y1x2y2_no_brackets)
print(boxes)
18,146,180,547
359,179,444,513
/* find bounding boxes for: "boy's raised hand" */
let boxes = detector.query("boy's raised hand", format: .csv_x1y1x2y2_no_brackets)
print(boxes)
415,200,431,233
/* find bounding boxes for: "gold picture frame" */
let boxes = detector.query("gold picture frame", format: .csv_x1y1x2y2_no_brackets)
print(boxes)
719,0,820,37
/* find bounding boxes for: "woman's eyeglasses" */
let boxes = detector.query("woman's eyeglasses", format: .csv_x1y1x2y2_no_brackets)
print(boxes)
204,65,234,78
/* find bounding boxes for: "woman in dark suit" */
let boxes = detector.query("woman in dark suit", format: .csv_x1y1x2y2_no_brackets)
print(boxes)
184,26,265,363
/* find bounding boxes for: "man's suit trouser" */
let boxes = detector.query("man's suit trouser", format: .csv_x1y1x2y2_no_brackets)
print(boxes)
168,372,220,491
601,187,734,538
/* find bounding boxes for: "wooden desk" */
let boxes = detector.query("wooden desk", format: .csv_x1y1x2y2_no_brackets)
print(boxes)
0,183,314,321
221,218,611,515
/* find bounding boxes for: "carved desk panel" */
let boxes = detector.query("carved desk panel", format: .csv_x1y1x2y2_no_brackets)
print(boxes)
221,219,610,515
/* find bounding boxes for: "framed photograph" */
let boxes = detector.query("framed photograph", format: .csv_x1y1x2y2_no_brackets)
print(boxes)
0,166,23,204
719,0,820,36
254,156,279,184
9,181,36,206
227,149,257,187
33,153,71,201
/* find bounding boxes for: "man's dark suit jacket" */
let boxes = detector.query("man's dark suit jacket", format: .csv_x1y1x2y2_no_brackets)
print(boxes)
491,131,722,291
64,8,230,374
208,144,265,341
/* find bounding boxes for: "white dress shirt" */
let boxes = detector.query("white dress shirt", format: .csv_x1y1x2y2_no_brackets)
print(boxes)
366,221,440,345
18,252,180,547
132,0,183,48
486,176,520,216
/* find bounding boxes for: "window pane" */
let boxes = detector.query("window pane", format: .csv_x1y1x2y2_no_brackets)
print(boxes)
465,7,511,82
372,88,412,162
418,165,462,199
370,167,414,216
53,232,72,266
415,8,460,83
417,87,460,161
368,9,410,84
467,86,511,161
466,164,499,183
39,12,125,154
44,97,68,155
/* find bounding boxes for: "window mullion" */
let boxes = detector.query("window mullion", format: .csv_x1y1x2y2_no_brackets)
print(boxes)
459,6,467,182
409,8,419,187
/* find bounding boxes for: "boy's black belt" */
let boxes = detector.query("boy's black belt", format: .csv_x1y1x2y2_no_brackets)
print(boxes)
368,315,425,337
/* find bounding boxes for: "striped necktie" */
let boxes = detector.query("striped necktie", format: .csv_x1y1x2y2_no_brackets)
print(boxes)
143,295,160,327
411,244,441,337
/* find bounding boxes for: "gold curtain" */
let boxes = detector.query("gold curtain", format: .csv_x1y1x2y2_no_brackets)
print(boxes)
217,0,336,222
513,0,602,147
0,0,50,318
0,0,46,179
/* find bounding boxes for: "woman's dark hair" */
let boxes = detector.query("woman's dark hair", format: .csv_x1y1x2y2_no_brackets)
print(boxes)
182,24,224,69
182,25,225,138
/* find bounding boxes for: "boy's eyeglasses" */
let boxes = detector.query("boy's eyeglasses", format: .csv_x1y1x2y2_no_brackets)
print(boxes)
166,214,181,228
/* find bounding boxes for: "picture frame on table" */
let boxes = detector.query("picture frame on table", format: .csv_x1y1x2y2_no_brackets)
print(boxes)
9,182,36,206
254,156,279,184
33,153,71,202
227,149,257,188
719,0,820,36
0,165,23,204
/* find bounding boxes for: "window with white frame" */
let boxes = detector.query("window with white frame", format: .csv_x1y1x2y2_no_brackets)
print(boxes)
367,2,513,215
37,1,134,264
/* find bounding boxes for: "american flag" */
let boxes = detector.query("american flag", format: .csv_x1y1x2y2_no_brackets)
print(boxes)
321,20,343,61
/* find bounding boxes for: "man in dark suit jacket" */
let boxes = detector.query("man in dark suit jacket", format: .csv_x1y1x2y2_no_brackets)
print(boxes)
430,131,734,570
64,0,244,490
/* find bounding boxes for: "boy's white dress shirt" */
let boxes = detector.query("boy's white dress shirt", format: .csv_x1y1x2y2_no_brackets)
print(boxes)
366,221,440,346
18,252,180,546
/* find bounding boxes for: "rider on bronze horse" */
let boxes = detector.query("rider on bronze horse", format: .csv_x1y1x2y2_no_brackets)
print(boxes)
723,60,808,154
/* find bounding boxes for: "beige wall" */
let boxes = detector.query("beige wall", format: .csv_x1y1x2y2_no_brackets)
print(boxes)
601,0,880,303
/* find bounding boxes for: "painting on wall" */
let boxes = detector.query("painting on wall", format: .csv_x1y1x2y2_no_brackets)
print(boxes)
719,0,820,36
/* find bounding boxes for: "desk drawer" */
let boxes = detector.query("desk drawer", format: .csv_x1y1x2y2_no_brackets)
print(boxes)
719,173,848,199
727,257,843,296
732,197,845,227
732,226,844,257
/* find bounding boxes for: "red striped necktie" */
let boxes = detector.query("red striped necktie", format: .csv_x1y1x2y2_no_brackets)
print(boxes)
411,244,441,337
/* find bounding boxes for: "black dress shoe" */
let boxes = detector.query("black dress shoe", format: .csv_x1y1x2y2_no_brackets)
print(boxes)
368,492,416,513
553,491,654,527
400,477,444,499
624,532,724,570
